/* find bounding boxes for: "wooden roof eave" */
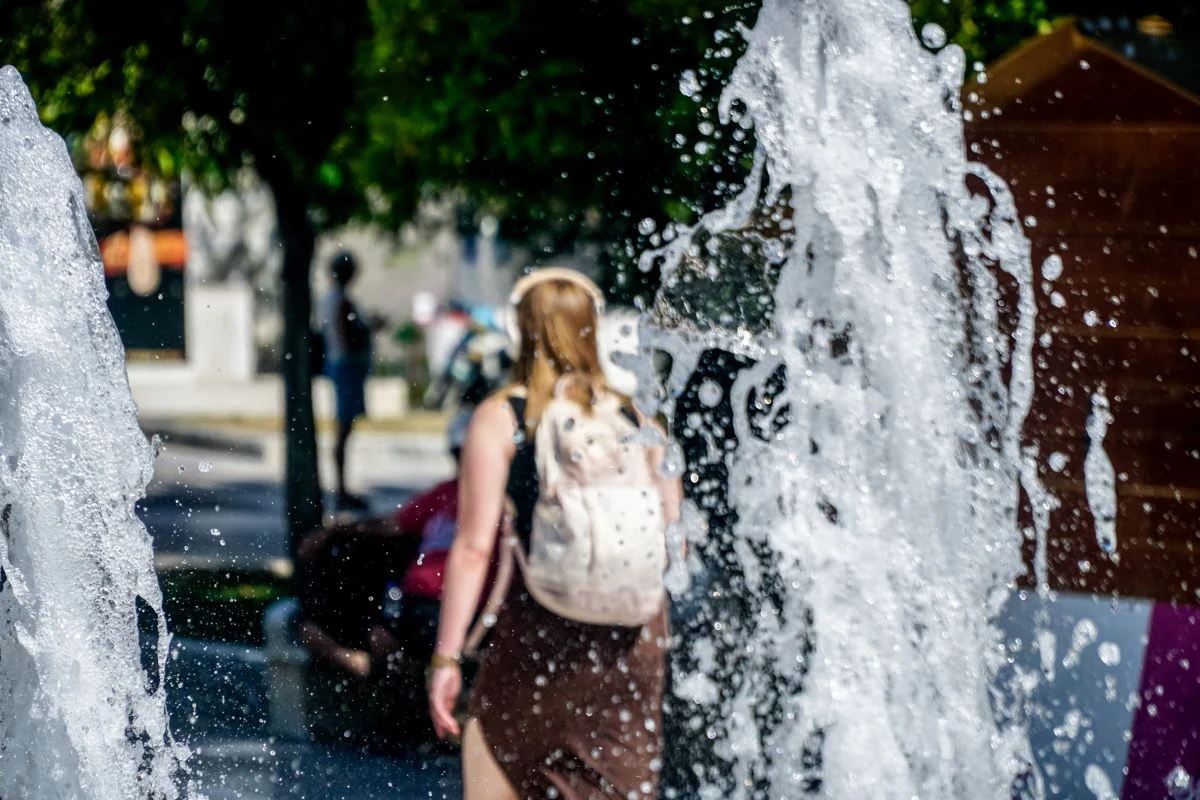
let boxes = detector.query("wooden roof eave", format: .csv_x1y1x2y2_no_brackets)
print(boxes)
964,18,1200,115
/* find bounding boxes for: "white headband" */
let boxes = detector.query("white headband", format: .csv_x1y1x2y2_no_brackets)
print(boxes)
505,267,606,349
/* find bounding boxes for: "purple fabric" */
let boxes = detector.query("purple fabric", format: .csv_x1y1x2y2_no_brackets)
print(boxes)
1122,604,1200,799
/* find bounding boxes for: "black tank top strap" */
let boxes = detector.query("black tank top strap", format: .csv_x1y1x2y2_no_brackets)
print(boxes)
507,394,527,428
504,393,538,548
620,405,638,427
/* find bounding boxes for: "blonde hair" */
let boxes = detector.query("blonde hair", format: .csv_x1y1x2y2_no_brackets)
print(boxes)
509,277,612,430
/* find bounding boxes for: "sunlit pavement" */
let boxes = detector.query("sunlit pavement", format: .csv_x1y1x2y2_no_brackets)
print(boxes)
139,422,455,564
138,421,462,797
162,623,464,798
186,740,460,800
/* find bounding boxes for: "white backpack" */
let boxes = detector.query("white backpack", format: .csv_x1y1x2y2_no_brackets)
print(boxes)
465,382,667,651
520,384,668,626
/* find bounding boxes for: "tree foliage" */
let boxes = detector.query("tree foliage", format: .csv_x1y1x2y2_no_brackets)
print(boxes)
2,0,368,216
4,0,1185,247
0,0,372,541
910,0,1050,67
343,0,758,248
346,0,1191,299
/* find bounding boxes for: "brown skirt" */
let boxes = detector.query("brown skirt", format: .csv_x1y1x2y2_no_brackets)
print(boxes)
469,584,668,799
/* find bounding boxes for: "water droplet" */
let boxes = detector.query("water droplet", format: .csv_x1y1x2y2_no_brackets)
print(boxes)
678,69,701,98
197,460,213,473
920,23,947,49
1167,766,1193,798
1050,291,1067,308
1041,254,1064,281
1098,641,1121,666
1083,310,1101,327
1084,764,1116,800
1063,618,1099,669
210,528,221,537
638,218,656,236
1048,452,1069,472
658,443,685,480
697,379,723,408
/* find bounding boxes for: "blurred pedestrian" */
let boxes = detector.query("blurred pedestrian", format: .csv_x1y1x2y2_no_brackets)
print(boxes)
428,268,683,800
320,250,378,512
298,413,471,681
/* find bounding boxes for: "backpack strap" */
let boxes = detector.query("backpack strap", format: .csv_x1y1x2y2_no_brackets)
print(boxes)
463,499,519,657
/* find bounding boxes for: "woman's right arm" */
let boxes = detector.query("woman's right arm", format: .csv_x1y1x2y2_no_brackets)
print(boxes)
429,395,515,738
638,414,684,546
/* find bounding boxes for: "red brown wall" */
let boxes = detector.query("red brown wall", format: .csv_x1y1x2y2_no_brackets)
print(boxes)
966,119,1200,602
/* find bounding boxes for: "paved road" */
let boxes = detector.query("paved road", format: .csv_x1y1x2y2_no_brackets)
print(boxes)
187,740,461,800
137,424,462,798
140,426,454,563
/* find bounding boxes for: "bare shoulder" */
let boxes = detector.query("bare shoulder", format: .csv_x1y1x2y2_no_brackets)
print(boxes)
466,394,518,442
476,392,517,421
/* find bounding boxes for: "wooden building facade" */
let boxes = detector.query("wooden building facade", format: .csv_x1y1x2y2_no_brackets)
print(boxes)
965,21,1200,602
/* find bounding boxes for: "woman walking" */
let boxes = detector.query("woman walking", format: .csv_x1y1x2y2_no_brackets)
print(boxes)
428,269,681,799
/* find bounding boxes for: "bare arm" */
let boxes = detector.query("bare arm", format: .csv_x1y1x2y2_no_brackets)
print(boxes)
429,396,515,738
646,424,684,555
656,450,683,528
433,396,516,660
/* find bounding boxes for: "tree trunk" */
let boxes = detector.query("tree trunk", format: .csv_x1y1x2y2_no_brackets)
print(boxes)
276,197,323,554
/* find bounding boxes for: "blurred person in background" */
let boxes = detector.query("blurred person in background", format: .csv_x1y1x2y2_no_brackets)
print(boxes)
320,250,382,512
298,411,473,682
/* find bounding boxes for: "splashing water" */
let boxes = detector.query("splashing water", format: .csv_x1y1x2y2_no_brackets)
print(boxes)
1167,766,1197,800
0,67,189,797
1084,388,1117,559
638,1,1043,797
1085,764,1118,800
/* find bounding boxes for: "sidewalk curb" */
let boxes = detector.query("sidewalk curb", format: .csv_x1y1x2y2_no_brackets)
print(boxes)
144,422,266,458
142,421,450,459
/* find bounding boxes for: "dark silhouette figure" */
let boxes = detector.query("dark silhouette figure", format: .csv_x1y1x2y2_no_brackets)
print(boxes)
319,251,376,511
